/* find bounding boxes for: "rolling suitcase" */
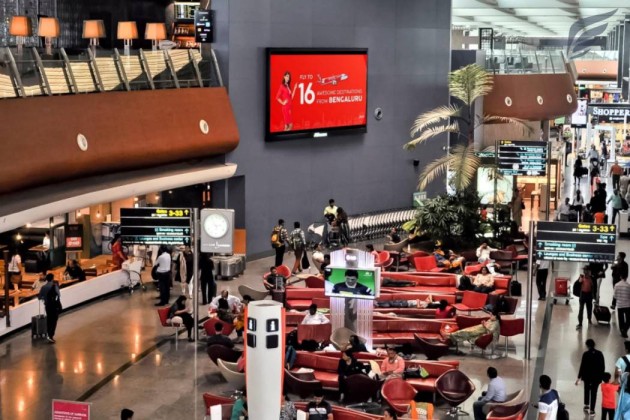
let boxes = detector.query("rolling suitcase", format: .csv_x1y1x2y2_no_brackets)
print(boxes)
594,304,611,324
32,301,47,340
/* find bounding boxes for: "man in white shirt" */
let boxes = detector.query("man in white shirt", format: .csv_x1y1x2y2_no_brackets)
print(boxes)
302,304,330,325
476,243,497,263
556,197,572,221
323,199,338,217
536,375,559,420
155,246,172,306
473,367,506,420
209,290,242,313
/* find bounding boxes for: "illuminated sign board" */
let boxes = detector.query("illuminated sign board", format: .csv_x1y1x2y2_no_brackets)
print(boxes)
120,208,191,246
497,140,548,176
536,221,616,263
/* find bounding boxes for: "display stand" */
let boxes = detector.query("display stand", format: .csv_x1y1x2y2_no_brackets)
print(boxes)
328,249,378,350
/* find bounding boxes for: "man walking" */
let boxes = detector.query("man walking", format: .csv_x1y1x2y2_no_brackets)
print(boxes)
536,375,560,420
535,259,550,301
271,219,288,267
473,367,506,420
614,275,630,338
612,252,629,311
610,160,624,191
38,273,61,344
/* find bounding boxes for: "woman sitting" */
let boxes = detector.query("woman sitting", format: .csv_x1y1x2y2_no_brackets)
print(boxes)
342,334,368,354
64,259,86,281
443,311,501,347
473,266,495,293
168,296,194,342
380,346,405,379
337,350,368,401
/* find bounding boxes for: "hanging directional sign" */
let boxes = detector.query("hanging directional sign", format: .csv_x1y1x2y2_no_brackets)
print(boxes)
120,207,192,246
536,221,616,263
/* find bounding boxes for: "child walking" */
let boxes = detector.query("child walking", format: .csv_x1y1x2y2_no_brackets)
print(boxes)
601,372,619,420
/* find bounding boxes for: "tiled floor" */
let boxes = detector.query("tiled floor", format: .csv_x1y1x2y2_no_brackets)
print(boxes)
2,160,629,419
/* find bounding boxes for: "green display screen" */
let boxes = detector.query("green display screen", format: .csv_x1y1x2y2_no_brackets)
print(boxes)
323,267,378,300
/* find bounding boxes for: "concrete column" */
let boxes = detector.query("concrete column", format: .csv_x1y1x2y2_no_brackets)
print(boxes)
618,23,625,89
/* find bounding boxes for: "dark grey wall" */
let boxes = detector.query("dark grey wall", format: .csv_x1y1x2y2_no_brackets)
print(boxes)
214,0,452,257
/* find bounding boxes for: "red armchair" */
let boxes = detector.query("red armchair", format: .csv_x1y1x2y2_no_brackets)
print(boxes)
297,323,332,344
414,335,450,360
414,256,447,273
486,401,528,420
381,378,418,415
207,344,242,366
204,317,235,337
284,368,323,398
474,333,495,358
263,264,292,279
456,314,490,330
305,276,325,288
435,369,476,416
343,374,382,404
156,307,183,350
453,291,488,314
500,318,525,355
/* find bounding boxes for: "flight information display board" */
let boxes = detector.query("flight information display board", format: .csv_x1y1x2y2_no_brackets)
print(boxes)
497,140,548,176
120,208,191,246
536,221,616,263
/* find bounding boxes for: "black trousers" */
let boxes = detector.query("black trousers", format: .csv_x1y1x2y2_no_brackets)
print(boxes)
274,245,285,267
178,312,194,337
602,408,615,420
583,380,599,411
578,292,593,325
536,269,548,299
200,275,215,305
613,174,621,190
45,306,59,339
157,271,171,305
618,307,630,337
612,207,621,224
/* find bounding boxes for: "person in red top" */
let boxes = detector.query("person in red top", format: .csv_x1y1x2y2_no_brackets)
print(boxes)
276,71,295,131
577,268,595,330
435,299,454,319
381,346,405,379
594,211,606,224
110,234,127,271
600,372,619,420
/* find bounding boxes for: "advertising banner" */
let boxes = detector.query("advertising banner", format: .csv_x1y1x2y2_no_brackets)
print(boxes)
52,400,90,420
267,50,368,139
65,224,83,251
588,103,630,123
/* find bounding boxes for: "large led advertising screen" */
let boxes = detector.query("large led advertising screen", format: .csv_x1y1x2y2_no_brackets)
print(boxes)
266,48,368,141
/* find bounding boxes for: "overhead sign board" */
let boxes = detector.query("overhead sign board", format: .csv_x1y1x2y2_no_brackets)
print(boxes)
497,140,548,176
120,208,192,246
536,221,616,263
588,103,630,123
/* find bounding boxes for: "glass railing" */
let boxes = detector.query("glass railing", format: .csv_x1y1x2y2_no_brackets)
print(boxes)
485,50,567,75
573,50,618,60
0,46,221,99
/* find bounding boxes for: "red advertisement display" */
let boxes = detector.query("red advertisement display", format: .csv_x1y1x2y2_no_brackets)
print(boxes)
52,400,90,420
266,49,368,140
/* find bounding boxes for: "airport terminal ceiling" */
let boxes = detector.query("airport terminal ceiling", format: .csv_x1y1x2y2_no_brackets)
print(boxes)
453,0,630,38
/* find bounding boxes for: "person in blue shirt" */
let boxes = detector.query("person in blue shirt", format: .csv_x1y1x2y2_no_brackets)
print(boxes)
473,367,506,420
38,273,61,344
230,391,247,420
535,375,559,420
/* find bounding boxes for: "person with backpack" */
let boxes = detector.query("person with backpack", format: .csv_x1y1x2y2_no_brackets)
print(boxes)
576,339,605,417
271,219,288,267
290,221,306,275
534,374,561,420
38,273,61,344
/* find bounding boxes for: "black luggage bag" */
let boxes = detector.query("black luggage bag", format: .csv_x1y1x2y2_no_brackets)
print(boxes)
510,280,522,297
32,301,47,339
594,304,611,324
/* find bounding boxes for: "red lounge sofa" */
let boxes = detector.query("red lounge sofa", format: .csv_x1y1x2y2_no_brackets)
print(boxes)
291,351,460,394
382,272,511,296
372,319,456,345
285,288,326,310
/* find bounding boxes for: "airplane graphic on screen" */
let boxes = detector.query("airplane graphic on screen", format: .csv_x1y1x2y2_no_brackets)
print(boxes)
317,73,349,85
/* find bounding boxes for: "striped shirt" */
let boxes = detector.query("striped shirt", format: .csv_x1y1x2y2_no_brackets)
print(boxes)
614,280,630,309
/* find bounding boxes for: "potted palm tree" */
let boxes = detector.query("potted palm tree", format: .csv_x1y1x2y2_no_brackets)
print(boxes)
404,64,528,192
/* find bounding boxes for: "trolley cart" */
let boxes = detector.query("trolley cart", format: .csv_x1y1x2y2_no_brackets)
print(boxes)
552,277,571,305
122,258,146,293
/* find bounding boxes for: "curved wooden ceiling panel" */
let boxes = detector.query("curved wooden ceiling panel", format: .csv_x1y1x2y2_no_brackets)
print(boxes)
0,88,239,194
484,74,577,121
574,60,618,81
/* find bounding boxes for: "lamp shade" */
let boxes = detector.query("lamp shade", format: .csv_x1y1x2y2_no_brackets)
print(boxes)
144,23,167,41
38,17,60,38
9,16,33,37
83,20,106,39
117,21,138,40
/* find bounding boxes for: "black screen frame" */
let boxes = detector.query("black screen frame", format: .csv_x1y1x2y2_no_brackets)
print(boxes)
265,47,369,142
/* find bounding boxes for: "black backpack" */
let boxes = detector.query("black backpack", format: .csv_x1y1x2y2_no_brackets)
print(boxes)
291,230,304,250
510,280,522,297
